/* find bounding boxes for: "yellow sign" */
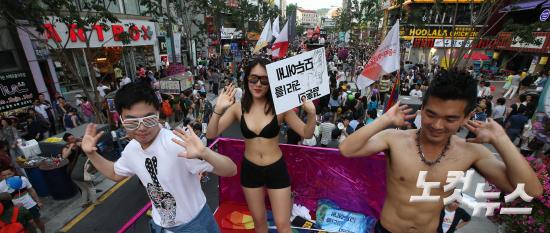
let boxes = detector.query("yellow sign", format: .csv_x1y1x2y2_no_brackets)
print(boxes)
400,26,478,39
540,56,548,65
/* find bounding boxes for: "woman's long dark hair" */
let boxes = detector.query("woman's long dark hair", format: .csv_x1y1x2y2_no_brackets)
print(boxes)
241,58,275,115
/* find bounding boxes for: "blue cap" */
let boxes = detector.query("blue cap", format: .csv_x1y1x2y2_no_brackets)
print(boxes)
6,176,22,190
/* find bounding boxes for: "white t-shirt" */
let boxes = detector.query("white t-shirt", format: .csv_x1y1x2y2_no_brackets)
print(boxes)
97,85,109,97
492,105,506,119
114,128,214,228
442,209,456,233
234,87,243,102
121,77,132,86
477,86,490,97
34,104,49,119
0,176,37,209
409,89,423,98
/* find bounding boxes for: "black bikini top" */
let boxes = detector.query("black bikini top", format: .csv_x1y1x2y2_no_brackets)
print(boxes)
240,111,280,139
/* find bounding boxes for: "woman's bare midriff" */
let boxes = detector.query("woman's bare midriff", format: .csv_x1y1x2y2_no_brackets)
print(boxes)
243,137,283,166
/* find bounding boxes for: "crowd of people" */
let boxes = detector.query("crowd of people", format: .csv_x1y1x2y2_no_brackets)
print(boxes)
0,37,547,232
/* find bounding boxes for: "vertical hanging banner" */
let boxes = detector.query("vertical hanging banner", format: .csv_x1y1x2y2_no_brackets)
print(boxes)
266,47,329,114
356,20,400,89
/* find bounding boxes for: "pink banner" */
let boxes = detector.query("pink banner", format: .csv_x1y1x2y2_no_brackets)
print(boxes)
216,138,387,218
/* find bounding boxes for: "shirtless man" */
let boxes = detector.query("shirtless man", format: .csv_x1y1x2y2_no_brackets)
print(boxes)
340,71,542,233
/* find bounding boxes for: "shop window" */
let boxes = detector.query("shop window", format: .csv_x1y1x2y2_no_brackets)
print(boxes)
0,27,21,72
124,0,140,15
105,0,121,13
78,0,97,11
0,51,18,71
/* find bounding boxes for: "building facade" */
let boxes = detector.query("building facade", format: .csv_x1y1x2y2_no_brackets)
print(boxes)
383,0,490,69
2,0,163,114
297,8,320,27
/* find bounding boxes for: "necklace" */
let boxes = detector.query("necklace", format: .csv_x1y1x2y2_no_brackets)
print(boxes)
415,129,451,166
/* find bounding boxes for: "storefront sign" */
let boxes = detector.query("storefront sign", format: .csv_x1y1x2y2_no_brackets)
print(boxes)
400,26,478,39
158,36,167,54
412,38,435,48
160,80,181,94
220,28,243,40
540,9,550,22
412,37,499,49
266,47,329,114
42,17,156,49
31,39,49,60
434,39,472,48
0,72,37,112
511,36,546,49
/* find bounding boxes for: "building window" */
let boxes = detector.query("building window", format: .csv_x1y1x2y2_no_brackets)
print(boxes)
0,26,21,72
105,0,121,13
124,0,140,15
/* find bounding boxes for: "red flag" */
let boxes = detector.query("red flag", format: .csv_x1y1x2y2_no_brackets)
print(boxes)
272,21,289,59
384,73,400,113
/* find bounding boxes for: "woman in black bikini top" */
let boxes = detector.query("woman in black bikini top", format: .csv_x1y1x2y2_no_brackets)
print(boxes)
206,58,316,233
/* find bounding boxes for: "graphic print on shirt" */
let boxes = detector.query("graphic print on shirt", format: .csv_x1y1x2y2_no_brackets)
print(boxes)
145,156,177,226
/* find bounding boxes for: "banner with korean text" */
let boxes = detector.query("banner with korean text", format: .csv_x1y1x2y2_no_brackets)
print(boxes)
266,47,330,114
356,20,400,90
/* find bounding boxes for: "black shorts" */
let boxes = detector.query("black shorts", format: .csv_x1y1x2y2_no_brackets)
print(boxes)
240,156,290,189
28,205,41,219
330,106,338,112
373,221,391,233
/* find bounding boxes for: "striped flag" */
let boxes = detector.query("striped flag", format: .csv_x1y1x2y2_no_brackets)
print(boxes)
271,21,289,59
384,73,400,113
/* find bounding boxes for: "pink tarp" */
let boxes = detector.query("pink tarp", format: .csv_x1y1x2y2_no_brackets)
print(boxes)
216,138,387,219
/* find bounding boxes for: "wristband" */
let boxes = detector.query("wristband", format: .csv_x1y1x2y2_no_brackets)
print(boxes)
213,110,224,115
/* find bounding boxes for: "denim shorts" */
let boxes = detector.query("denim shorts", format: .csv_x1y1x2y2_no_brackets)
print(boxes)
149,204,220,233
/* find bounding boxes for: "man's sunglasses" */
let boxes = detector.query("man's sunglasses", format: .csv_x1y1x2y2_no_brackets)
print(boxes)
120,115,159,130
248,75,269,85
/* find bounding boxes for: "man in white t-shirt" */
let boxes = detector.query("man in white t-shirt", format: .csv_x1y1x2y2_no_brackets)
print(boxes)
437,200,471,233
409,84,423,98
33,100,49,120
0,167,45,233
96,82,110,98
120,76,132,87
233,80,243,102
81,82,237,232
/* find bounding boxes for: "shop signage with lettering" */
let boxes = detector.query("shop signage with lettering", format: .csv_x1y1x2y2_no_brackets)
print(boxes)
221,28,243,40
400,26,478,39
0,72,37,112
41,17,156,49
412,38,500,49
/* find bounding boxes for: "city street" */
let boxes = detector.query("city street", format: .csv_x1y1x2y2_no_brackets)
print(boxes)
1,0,548,232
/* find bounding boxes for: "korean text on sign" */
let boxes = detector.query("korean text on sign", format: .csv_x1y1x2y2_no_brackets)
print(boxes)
266,47,330,114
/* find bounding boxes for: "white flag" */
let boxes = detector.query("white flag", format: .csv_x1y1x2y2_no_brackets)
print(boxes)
272,16,280,39
253,19,272,54
356,20,400,90
272,21,289,59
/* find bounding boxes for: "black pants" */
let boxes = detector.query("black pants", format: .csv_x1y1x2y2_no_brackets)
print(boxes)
373,221,392,233
213,83,219,95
